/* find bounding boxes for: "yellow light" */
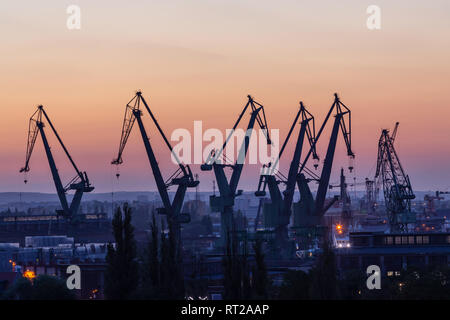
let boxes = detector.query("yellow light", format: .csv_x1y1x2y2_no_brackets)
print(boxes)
336,224,342,230
23,270,36,281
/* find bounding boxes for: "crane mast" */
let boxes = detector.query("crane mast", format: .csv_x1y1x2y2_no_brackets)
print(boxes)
112,91,199,249
375,122,415,232
20,105,94,221
201,95,271,246
255,101,318,251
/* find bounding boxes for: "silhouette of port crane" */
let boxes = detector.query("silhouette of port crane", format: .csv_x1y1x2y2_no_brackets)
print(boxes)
254,101,319,254
112,91,199,248
375,122,415,232
201,95,271,246
293,93,354,244
20,105,94,222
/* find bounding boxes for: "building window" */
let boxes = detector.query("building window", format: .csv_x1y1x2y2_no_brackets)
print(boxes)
395,237,402,245
447,235,450,244
387,271,394,277
423,236,429,244
416,236,422,244
386,236,393,245
408,236,415,244
401,236,408,244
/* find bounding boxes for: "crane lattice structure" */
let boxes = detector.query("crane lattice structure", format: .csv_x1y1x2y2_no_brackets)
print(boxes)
20,105,94,221
375,122,415,232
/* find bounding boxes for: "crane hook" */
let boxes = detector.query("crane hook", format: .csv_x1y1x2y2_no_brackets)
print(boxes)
313,158,319,170
348,155,354,173
115,166,120,179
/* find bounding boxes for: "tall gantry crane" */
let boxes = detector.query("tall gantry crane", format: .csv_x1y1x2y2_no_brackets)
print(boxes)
112,91,199,248
375,122,415,232
20,106,94,221
254,101,319,251
293,93,354,241
201,95,271,245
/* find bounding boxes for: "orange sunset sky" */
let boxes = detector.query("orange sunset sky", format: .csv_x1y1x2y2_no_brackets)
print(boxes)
0,1,449,194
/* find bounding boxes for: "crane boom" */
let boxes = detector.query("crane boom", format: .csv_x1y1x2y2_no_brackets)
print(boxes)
20,105,94,220
112,91,199,248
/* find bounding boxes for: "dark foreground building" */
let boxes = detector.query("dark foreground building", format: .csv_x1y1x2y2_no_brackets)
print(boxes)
336,232,450,276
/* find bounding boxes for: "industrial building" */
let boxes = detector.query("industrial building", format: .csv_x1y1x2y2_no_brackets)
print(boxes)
336,231,450,275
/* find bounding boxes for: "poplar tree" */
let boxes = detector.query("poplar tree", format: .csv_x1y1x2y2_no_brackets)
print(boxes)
105,204,139,299
309,239,339,299
252,239,269,299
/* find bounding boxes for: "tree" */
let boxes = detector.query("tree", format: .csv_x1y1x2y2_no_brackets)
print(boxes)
277,270,311,300
139,214,185,299
104,204,139,299
309,240,339,299
32,275,76,300
185,255,209,300
2,277,33,300
147,213,160,289
2,275,75,300
222,230,251,300
139,212,161,299
338,269,367,300
251,240,269,299
397,266,450,300
159,218,185,299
